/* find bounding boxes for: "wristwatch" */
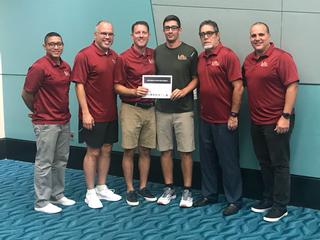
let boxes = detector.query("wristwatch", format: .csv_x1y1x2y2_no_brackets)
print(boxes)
230,112,239,117
282,112,291,119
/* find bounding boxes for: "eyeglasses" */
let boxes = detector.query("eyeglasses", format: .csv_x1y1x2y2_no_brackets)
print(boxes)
98,32,114,37
163,25,179,31
47,42,63,48
199,31,217,38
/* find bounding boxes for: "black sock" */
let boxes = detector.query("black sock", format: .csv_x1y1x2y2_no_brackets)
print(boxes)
165,183,174,189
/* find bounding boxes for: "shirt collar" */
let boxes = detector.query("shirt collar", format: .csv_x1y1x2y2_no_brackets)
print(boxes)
252,42,275,60
92,41,112,56
131,44,152,58
203,43,223,58
45,54,63,68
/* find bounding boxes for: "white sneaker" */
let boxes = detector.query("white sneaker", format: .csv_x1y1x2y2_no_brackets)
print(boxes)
157,187,176,205
34,203,62,214
85,191,103,209
55,197,76,206
96,185,122,202
179,189,193,208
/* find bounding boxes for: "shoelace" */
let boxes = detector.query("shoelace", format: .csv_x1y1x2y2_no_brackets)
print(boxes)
163,189,172,198
99,188,116,195
182,191,191,200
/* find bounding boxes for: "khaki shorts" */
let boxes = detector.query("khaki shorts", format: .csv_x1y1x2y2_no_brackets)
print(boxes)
156,111,195,152
120,102,156,149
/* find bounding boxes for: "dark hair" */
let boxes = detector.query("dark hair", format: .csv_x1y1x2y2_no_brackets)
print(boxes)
199,20,219,33
44,32,62,44
131,21,149,33
163,15,181,28
251,22,270,33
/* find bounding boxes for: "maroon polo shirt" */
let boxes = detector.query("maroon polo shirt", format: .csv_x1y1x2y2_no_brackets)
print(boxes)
198,43,242,123
71,42,121,122
243,43,299,125
116,45,155,103
24,54,71,124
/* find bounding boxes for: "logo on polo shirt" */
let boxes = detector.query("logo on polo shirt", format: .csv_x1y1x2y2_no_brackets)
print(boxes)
148,58,154,64
112,58,117,64
260,61,268,67
64,70,70,76
211,60,220,66
177,54,187,60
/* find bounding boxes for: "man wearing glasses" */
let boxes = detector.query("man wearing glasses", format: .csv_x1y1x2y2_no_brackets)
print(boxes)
114,21,157,206
71,20,122,209
155,15,198,208
22,32,75,214
193,20,243,216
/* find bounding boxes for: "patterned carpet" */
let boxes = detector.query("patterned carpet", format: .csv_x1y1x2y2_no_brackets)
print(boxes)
0,159,319,240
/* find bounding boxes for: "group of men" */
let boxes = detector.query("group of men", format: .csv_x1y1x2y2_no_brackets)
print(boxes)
22,15,298,223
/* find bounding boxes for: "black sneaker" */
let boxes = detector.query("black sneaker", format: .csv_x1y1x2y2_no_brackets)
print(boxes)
137,187,157,202
263,207,288,222
126,191,139,206
193,197,217,207
251,199,273,213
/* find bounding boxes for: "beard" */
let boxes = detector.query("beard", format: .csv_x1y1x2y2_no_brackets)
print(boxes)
204,44,213,50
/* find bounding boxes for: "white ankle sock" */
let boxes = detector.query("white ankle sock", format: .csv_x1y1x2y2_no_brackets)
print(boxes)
86,189,96,195
96,185,107,191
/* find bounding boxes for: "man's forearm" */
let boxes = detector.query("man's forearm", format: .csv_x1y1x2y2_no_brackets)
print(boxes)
21,89,34,112
283,82,298,113
231,80,244,113
75,83,90,115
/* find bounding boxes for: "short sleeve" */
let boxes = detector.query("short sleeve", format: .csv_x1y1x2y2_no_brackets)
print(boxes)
23,64,45,94
71,52,89,84
113,55,126,85
278,52,299,86
189,48,198,77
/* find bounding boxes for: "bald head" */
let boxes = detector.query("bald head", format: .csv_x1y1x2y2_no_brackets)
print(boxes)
250,22,270,33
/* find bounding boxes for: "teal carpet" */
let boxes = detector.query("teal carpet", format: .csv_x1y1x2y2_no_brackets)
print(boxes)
0,159,319,240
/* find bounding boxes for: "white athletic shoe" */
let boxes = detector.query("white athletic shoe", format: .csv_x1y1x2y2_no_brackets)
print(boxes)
85,191,103,209
157,187,176,205
96,185,122,202
55,196,76,206
34,203,62,214
179,189,193,208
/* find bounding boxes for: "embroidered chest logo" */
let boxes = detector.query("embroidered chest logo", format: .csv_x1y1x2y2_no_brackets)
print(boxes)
64,70,70,76
148,58,154,64
177,54,187,60
211,60,220,66
112,58,117,64
260,61,268,67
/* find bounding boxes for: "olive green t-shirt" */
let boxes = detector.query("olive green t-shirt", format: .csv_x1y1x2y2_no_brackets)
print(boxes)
155,42,198,113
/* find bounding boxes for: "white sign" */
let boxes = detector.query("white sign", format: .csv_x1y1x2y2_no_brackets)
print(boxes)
142,75,172,99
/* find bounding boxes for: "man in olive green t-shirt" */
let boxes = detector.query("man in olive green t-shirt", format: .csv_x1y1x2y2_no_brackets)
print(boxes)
155,15,198,208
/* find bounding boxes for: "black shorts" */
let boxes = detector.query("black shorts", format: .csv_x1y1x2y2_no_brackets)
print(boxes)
78,120,118,148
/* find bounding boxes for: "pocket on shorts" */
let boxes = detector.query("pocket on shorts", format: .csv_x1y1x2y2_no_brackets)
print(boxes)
33,124,49,137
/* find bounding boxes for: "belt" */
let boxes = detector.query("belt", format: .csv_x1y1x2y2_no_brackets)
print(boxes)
123,101,155,109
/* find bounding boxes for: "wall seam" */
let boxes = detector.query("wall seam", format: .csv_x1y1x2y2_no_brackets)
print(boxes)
150,0,159,46
0,53,6,138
